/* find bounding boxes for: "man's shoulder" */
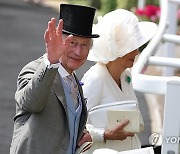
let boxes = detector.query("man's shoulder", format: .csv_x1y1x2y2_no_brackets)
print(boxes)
27,55,44,66
20,55,44,71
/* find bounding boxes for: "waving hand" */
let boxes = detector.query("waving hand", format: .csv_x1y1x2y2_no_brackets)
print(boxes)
44,18,73,64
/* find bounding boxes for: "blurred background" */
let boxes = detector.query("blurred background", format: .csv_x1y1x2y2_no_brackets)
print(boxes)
0,0,179,154
61,0,160,23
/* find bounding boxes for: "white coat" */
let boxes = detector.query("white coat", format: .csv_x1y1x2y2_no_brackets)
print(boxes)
81,63,144,153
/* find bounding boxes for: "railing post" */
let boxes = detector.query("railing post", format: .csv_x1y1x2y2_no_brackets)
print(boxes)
161,78,180,154
138,0,146,9
163,2,178,76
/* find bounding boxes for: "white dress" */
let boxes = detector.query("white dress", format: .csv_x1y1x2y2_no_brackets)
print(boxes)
81,63,144,153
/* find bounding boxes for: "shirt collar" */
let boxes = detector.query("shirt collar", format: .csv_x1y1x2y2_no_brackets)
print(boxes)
58,63,76,78
58,64,70,78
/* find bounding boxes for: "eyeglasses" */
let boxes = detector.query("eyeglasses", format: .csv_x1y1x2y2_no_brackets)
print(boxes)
69,41,91,50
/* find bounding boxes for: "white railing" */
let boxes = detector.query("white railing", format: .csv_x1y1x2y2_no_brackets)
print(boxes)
132,0,180,153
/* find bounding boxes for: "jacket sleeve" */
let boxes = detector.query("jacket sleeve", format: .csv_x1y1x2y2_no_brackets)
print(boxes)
81,71,105,142
15,56,58,113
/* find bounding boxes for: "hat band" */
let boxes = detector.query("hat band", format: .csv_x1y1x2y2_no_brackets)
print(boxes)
63,24,92,37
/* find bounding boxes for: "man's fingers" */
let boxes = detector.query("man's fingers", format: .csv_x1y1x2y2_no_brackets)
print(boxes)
77,133,86,146
56,19,63,43
77,139,83,146
77,132,92,146
48,21,53,38
51,18,56,26
51,18,56,33
57,19,63,35
44,30,50,43
48,18,56,38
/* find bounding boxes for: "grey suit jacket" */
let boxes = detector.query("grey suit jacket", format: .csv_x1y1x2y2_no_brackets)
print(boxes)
10,56,87,154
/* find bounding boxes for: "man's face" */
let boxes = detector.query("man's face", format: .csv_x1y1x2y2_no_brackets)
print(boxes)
60,35,92,73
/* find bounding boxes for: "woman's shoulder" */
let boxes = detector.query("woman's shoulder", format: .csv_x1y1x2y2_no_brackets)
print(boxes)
81,63,106,86
83,63,107,77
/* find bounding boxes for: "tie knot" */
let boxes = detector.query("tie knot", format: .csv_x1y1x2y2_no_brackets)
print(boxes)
66,75,77,87
64,74,79,94
64,74,79,108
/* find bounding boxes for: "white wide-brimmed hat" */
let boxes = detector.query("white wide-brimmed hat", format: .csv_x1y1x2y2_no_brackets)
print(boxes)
88,9,158,64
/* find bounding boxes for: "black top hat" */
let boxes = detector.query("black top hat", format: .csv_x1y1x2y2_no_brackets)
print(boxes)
59,4,99,38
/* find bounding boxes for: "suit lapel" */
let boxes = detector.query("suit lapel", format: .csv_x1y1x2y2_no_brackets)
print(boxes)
73,74,88,141
52,73,68,114
52,73,87,141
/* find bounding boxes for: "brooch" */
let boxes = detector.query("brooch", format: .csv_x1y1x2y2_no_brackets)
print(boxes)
125,75,131,84
79,81,84,86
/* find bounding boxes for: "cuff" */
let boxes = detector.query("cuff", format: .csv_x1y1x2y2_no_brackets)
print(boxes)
44,53,60,69
86,124,105,143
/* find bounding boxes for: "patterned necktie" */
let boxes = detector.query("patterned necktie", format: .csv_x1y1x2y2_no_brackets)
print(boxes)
64,75,79,108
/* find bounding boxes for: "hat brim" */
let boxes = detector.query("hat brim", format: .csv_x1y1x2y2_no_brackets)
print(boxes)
87,21,158,63
136,21,158,50
62,29,100,38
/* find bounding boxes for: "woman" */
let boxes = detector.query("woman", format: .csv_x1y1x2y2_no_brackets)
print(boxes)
81,9,157,153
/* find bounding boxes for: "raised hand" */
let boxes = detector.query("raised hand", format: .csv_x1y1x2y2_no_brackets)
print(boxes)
44,18,73,64
104,120,134,141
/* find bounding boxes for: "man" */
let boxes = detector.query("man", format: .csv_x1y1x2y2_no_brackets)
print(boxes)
10,4,99,154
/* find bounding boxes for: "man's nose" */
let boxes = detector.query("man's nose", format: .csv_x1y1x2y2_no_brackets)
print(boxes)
74,45,82,56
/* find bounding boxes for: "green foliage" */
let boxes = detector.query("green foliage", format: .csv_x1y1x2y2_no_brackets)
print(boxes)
101,0,117,14
116,0,159,11
90,0,101,10
146,0,159,5
68,0,89,6
68,0,160,18
117,0,138,10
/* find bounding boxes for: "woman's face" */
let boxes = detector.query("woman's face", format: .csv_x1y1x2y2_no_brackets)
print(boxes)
114,49,139,69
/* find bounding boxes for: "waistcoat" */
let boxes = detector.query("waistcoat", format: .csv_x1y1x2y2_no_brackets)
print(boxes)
62,79,82,154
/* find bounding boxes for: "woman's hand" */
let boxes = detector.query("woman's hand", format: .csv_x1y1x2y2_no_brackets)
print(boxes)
44,18,73,64
104,120,134,141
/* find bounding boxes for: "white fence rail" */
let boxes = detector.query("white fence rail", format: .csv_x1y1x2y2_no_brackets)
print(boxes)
133,0,180,153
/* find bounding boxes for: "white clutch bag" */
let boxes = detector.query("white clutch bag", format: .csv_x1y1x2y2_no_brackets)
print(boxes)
88,100,141,132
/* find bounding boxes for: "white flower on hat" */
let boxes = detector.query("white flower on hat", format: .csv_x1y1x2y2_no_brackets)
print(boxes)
88,9,158,64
